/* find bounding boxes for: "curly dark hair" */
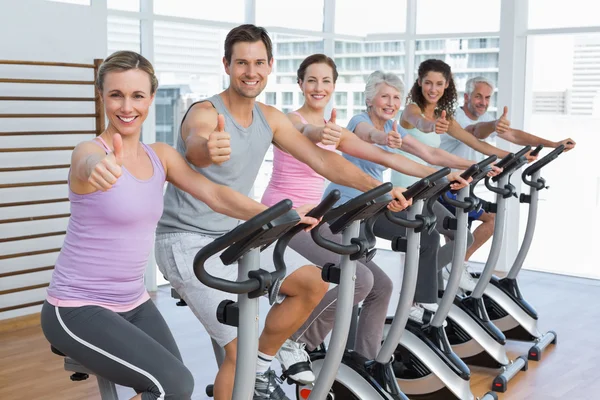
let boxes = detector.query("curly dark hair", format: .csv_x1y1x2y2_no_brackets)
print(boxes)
407,59,458,120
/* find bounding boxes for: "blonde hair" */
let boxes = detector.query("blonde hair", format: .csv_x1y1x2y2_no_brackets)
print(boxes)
96,51,158,94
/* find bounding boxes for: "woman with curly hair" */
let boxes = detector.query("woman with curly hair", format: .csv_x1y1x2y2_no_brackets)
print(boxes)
393,58,509,188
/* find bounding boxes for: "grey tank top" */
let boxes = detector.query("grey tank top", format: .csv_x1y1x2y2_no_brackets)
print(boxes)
157,94,273,237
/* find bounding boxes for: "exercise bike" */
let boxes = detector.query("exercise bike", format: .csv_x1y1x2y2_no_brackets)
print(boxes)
479,144,568,365
442,148,535,393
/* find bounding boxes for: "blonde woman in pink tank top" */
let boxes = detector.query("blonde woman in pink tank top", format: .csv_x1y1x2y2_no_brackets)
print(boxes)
41,51,323,400
262,54,472,385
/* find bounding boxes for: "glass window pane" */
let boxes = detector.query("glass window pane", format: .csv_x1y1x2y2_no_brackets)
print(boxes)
282,92,294,105
414,37,499,113
47,0,89,4
107,0,139,12
107,16,140,54
528,0,600,30
153,21,227,146
416,0,500,34
335,0,406,36
154,0,245,23
257,0,324,32
335,92,348,106
265,92,277,105
523,33,596,278
335,40,406,126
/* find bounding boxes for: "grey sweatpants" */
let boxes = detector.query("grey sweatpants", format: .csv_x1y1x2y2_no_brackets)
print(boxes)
288,224,393,360
41,300,194,400
434,200,475,271
288,206,441,359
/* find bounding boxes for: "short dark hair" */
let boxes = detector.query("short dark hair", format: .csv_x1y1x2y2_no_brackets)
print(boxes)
296,54,338,84
224,24,273,65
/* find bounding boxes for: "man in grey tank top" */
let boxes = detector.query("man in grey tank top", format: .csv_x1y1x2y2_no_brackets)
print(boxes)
155,24,411,400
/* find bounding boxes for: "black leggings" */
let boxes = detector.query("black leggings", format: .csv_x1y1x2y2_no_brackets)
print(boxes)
373,210,441,303
41,300,194,400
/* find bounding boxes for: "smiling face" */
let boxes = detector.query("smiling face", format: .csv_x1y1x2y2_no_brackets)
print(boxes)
419,71,449,106
101,69,154,136
368,83,402,122
224,40,273,99
299,62,335,110
465,82,493,118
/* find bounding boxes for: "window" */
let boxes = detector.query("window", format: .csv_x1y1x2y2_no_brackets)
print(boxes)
414,37,500,114
154,0,244,23
335,0,406,36
271,34,324,85
365,42,382,53
382,56,403,70
522,33,598,278
467,53,499,69
416,0,500,34
336,108,348,120
335,40,406,125
153,22,226,145
336,41,362,54
529,0,600,30
257,0,324,31
265,92,277,105
335,92,348,106
107,16,140,54
107,0,139,11
353,92,365,107
48,0,89,4
282,92,293,106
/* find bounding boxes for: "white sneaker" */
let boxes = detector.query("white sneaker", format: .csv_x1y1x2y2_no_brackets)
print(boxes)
409,304,425,324
275,339,315,384
444,263,478,292
410,303,448,327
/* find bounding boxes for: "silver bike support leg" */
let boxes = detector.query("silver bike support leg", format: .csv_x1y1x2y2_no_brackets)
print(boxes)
507,170,540,280
432,186,469,327
232,249,260,400
97,376,120,400
479,392,499,400
64,358,118,400
472,175,509,299
376,200,423,364
212,338,226,367
310,220,360,400
491,354,528,392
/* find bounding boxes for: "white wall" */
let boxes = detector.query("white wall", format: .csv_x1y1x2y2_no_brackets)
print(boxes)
0,0,107,320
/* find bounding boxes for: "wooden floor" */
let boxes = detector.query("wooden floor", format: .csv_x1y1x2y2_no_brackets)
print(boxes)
2,269,598,400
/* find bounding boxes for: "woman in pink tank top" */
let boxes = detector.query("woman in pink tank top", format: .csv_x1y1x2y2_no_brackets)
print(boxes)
41,51,302,400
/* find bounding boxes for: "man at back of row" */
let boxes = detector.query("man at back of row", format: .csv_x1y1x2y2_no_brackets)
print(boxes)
439,76,575,289
155,24,409,400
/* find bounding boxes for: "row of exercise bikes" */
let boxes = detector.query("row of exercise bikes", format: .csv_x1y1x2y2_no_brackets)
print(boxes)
53,143,569,399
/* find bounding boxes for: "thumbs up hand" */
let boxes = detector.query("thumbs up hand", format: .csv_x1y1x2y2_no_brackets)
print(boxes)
88,133,124,191
434,110,450,134
386,120,403,149
320,108,342,147
207,114,232,165
495,106,510,134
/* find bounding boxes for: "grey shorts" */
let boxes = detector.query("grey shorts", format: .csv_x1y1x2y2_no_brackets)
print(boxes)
155,232,312,347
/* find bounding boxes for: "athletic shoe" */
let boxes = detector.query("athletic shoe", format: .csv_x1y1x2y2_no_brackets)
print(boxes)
275,339,315,384
254,368,290,400
443,263,478,292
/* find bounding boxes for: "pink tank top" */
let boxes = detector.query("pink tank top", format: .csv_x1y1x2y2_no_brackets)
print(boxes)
261,111,337,208
47,137,166,312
